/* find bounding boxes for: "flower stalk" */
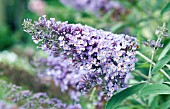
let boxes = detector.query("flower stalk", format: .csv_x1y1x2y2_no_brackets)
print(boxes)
148,37,161,80
136,51,170,80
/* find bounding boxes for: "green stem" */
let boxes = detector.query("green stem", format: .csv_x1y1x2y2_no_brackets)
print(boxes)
148,38,161,80
136,51,170,80
133,70,155,83
134,70,149,80
148,49,154,79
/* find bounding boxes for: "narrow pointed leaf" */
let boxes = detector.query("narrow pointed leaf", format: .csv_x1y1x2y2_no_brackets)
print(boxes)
152,55,170,73
106,83,146,109
136,62,150,68
161,2,170,15
160,99,170,109
158,42,170,60
150,96,159,109
168,21,170,36
163,82,170,86
110,22,126,32
166,64,170,69
139,84,170,97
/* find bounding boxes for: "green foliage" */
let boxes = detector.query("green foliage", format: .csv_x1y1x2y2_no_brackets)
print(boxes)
161,2,170,15
0,25,16,50
136,62,150,68
110,22,127,33
106,83,146,109
139,84,170,97
160,99,170,109
168,21,170,38
150,96,159,109
158,42,170,60
152,55,170,73
106,83,170,109
0,51,34,74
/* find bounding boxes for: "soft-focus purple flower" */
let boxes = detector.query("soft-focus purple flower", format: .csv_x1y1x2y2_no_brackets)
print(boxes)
142,40,164,48
59,0,127,19
155,23,168,37
32,92,48,100
66,103,82,109
0,79,82,109
35,55,84,101
12,90,32,103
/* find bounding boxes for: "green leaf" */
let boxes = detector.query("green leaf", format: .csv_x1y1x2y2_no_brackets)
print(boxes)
136,62,150,68
163,82,170,86
158,42,170,60
160,99,170,109
152,55,170,73
150,96,159,109
168,21,170,38
166,64,170,69
106,83,146,109
115,105,144,109
139,84,170,97
89,87,97,101
102,9,114,21
110,22,127,32
161,2,170,15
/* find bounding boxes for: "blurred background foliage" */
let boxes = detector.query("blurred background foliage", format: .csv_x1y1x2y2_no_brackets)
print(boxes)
0,0,170,108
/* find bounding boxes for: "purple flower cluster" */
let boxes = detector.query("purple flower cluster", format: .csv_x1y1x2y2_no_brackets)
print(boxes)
142,23,168,50
155,23,168,37
23,15,138,97
35,55,85,101
20,92,82,109
0,79,82,109
60,0,127,18
35,53,110,108
142,40,164,48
